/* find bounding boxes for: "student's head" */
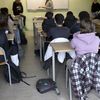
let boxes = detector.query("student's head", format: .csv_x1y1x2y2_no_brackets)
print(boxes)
0,13,8,29
80,19,95,33
1,7,8,15
45,12,53,19
67,11,73,17
54,13,64,25
79,11,90,21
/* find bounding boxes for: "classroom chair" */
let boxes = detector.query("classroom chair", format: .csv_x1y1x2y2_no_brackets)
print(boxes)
0,47,12,85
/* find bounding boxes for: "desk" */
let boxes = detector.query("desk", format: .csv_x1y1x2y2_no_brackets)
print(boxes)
50,42,73,81
92,19,100,33
39,30,48,61
33,17,44,54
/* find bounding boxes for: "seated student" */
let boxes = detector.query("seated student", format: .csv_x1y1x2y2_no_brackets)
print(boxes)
91,0,100,18
43,14,70,70
78,11,91,21
1,7,14,33
67,19,100,100
63,11,77,27
48,13,70,40
67,18,99,65
1,7,21,44
42,12,56,37
0,13,19,66
63,11,80,34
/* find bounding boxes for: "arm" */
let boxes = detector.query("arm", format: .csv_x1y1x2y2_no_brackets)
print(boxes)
19,3,23,13
12,2,16,15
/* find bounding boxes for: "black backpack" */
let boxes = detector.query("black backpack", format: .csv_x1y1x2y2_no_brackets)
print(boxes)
36,78,56,93
4,61,30,85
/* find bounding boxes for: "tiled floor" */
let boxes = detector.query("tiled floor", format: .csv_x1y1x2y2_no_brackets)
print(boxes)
0,31,99,100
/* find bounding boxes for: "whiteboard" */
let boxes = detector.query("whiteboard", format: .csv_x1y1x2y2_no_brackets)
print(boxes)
27,0,69,11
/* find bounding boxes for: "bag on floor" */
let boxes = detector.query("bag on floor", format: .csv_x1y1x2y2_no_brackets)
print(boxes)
4,61,30,85
36,78,56,93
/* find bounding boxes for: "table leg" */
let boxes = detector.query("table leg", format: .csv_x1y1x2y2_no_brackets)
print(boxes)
52,51,60,95
39,34,42,61
52,51,55,81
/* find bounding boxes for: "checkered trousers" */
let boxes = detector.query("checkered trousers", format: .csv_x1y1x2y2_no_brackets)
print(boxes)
70,53,100,100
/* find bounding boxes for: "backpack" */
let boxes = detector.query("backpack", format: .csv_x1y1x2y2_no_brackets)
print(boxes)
36,78,56,93
4,61,30,85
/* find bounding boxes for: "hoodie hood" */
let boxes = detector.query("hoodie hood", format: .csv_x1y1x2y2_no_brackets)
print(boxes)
73,31,97,44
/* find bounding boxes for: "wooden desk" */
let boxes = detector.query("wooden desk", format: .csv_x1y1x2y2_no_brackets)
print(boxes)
93,19,100,33
50,42,73,81
33,17,44,54
50,42,73,94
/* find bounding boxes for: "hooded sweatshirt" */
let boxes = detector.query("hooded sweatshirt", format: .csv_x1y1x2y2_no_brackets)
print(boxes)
71,31,100,56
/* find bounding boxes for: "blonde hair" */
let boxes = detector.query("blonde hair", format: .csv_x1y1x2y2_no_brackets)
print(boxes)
80,19,95,33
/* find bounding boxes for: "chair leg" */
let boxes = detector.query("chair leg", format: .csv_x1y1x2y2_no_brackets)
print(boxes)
69,76,72,100
66,66,68,88
66,67,72,100
7,63,12,85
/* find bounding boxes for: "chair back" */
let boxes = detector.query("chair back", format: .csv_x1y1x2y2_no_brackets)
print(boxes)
0,47,7,63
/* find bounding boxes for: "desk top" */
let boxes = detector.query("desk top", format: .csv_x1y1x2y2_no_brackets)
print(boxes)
50,42,73,52
92,19,100,26
7,33,14,41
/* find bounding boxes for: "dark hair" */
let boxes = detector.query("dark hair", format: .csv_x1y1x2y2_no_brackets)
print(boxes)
67,11,73,16
45,0,49,5
79,11,90,21
1,7,8,15
55,13,64,25
66,11,77,21
0,13,8,29
45,12,53,19
80,19,95,33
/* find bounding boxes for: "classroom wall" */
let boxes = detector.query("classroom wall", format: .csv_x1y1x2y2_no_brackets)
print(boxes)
0,0,95,30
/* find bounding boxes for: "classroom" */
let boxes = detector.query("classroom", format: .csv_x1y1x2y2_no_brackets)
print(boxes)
0,0,100,100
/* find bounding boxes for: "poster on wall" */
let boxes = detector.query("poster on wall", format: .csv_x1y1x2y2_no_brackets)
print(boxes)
27,0,69,11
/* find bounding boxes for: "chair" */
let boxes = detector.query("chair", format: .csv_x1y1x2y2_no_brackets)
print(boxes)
0,47,12,85
66,53,100,100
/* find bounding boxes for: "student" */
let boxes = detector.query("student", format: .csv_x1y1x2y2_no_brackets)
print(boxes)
67,18,100,100
42,12,56,39
12,0,26,27
0,13,9,57
43,13,70,70
66,18,99,63
1,7,21,44
91,0,100,18
0,13,19,66
63,11,77,28
79,11,90,21
63,11,80,39
71,19,99,57
48,13,70,40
